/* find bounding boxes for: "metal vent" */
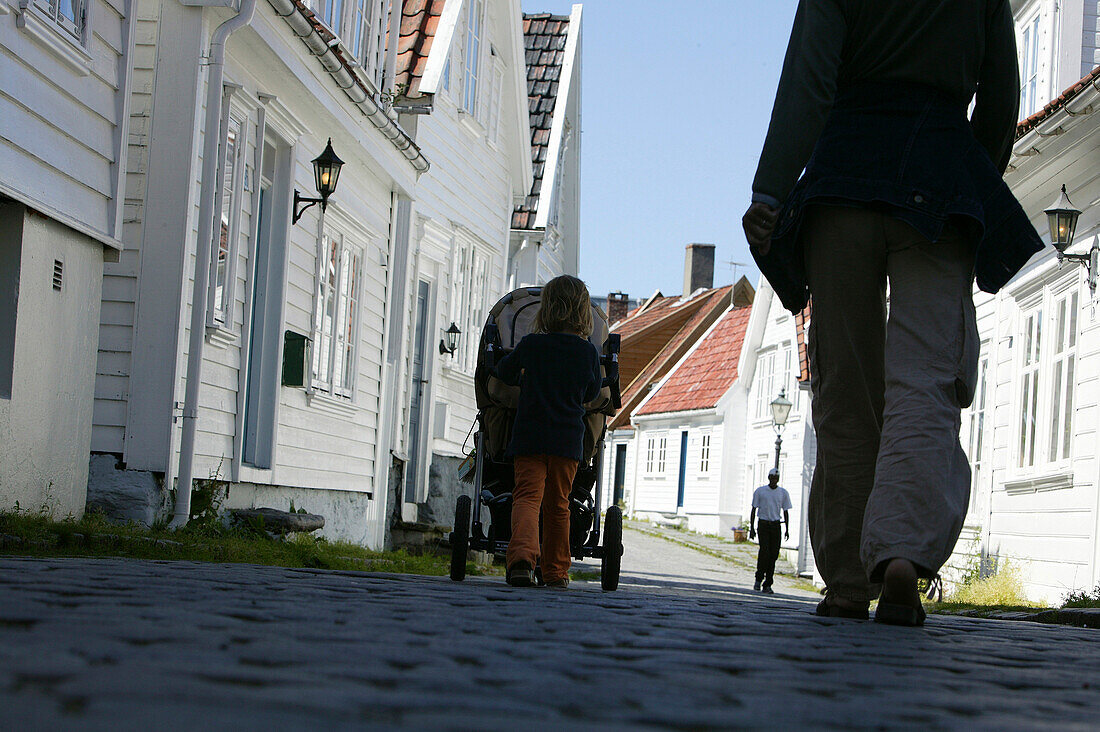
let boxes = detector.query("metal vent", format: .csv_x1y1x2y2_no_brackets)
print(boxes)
53,260,63,291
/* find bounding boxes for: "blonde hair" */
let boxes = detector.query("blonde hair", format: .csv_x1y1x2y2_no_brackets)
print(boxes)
535,275,593,338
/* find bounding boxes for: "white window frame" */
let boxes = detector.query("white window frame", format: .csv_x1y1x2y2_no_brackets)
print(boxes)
646,437,655,474
1014,279,1081,473
1019,10,1042,118
966,354,989,514
462,0,484,116
208,99,248,333
31,0,85,41
699,433,711,474
754,347,777,420
311,226,364,400
449,236,491,375
657,436,667,474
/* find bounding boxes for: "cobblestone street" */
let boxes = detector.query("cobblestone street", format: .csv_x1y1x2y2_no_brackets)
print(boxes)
2,529,1098,730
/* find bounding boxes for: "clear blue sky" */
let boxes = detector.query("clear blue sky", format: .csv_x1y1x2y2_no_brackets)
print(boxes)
520,0,801,299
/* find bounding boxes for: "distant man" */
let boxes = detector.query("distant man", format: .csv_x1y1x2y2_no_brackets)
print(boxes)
749,468,791,593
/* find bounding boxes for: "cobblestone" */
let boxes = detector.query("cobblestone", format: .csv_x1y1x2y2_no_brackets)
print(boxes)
1,533,1097,729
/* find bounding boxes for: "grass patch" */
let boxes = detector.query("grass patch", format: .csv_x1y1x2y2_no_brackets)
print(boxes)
568,569,601,582
0,510,494,577
1062,585,1100,609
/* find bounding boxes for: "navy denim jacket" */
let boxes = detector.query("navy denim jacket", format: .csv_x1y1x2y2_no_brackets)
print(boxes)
753,83,1044,314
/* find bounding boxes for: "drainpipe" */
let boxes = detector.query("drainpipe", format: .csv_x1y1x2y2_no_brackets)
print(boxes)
382,0,401,104
171,0,259,528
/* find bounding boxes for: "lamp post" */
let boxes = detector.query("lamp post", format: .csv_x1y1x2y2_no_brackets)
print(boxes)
769,388,793,473
293,139,345,224
439,322,461,356
1046,184,1096,295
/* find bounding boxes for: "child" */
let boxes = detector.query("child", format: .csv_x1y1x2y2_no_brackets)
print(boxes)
493,275,603,589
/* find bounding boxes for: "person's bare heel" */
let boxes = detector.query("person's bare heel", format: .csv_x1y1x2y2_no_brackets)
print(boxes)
874,558,926,627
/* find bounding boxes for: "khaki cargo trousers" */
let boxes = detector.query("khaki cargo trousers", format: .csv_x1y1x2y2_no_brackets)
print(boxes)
804,205,978,602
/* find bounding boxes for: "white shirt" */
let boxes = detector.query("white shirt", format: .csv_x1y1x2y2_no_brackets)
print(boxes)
752,485,792,522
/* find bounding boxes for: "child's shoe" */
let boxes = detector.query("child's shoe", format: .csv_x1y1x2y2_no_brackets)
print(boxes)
545,576,569,590
507,561,536,587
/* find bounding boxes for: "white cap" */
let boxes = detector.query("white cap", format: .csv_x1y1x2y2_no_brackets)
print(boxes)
768,468,779,478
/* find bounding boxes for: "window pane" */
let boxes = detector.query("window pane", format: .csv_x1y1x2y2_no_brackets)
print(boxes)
1049,360,1062,461
1068,293,1078,348
1063,356,1074,458
1028,371,1039,465
1055,298,1066,354
1018,376,1030,467
215,119,241,322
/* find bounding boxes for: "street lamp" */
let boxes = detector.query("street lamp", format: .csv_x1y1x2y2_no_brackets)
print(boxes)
439,322,461,356
769,388,793,472
1045,184,1097,295
293,139,345,224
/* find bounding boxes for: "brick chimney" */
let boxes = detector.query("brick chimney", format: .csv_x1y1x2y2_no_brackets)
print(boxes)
607,292,630,325
683,243,715,295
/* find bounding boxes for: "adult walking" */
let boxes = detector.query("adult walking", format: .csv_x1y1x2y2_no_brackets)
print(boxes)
743,0,1042,625
749,468,792,594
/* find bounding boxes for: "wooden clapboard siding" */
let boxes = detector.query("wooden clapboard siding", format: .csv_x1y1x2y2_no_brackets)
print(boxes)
91,0,157,453
0,0,129,239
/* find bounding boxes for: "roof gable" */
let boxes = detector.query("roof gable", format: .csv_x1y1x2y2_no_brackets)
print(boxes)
512,11,573,229
635,306,754,417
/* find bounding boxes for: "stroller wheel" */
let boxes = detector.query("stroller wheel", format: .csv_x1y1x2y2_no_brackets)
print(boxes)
601,506,623,591
450,495,472,581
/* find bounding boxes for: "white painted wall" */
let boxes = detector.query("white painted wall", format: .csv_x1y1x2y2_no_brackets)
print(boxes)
0,205,103,517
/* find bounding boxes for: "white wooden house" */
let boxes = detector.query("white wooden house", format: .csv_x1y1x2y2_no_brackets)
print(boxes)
89,0,430,546
628,305,753,535
1,0,133,516
738,281,814,575
83,0,575,548
928,0,1100,604
379,0,542,530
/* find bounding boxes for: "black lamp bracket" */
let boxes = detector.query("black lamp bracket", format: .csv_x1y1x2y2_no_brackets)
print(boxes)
293,190,327,225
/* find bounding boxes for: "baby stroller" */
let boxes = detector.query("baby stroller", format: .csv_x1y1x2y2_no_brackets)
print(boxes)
448,287,624,590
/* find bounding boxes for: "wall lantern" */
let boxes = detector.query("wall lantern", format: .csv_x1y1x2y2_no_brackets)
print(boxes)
1046,184,1097,295
293,139,345,224
439,322,461,356
769,388,793,472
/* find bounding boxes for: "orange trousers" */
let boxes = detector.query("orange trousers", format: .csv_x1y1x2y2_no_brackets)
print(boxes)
507,454,579,583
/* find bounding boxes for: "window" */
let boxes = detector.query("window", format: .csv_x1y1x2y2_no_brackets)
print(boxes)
657,436,667,473
646,438,655,473
462,0,483,115
311,0,386,82
1017,307,1042,468
450,239,491,373
967,356,989,512
1019,13,1041,118
210,111,246,328
1015,286,1079,470
312,229,362,398
1048,291,1077,463
754,348,777,419
699,434,711,473
33,0,85,40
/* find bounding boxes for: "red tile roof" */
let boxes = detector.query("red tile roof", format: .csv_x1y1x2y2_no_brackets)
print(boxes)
394,0,446,99
609,286,739,430
512,13,571,230
636,306,754,416
1015,65,1100,140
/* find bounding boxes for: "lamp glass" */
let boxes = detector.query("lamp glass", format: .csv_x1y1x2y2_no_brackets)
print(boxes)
1044,185,1081,253
312,138,345,199
444,322,461,353
770,390,793,427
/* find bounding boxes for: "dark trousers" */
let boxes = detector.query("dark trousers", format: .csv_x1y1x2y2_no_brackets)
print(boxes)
755,520,782,587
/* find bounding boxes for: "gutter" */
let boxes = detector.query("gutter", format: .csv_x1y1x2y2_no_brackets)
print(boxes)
266,0,429,173
171,0,259,528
